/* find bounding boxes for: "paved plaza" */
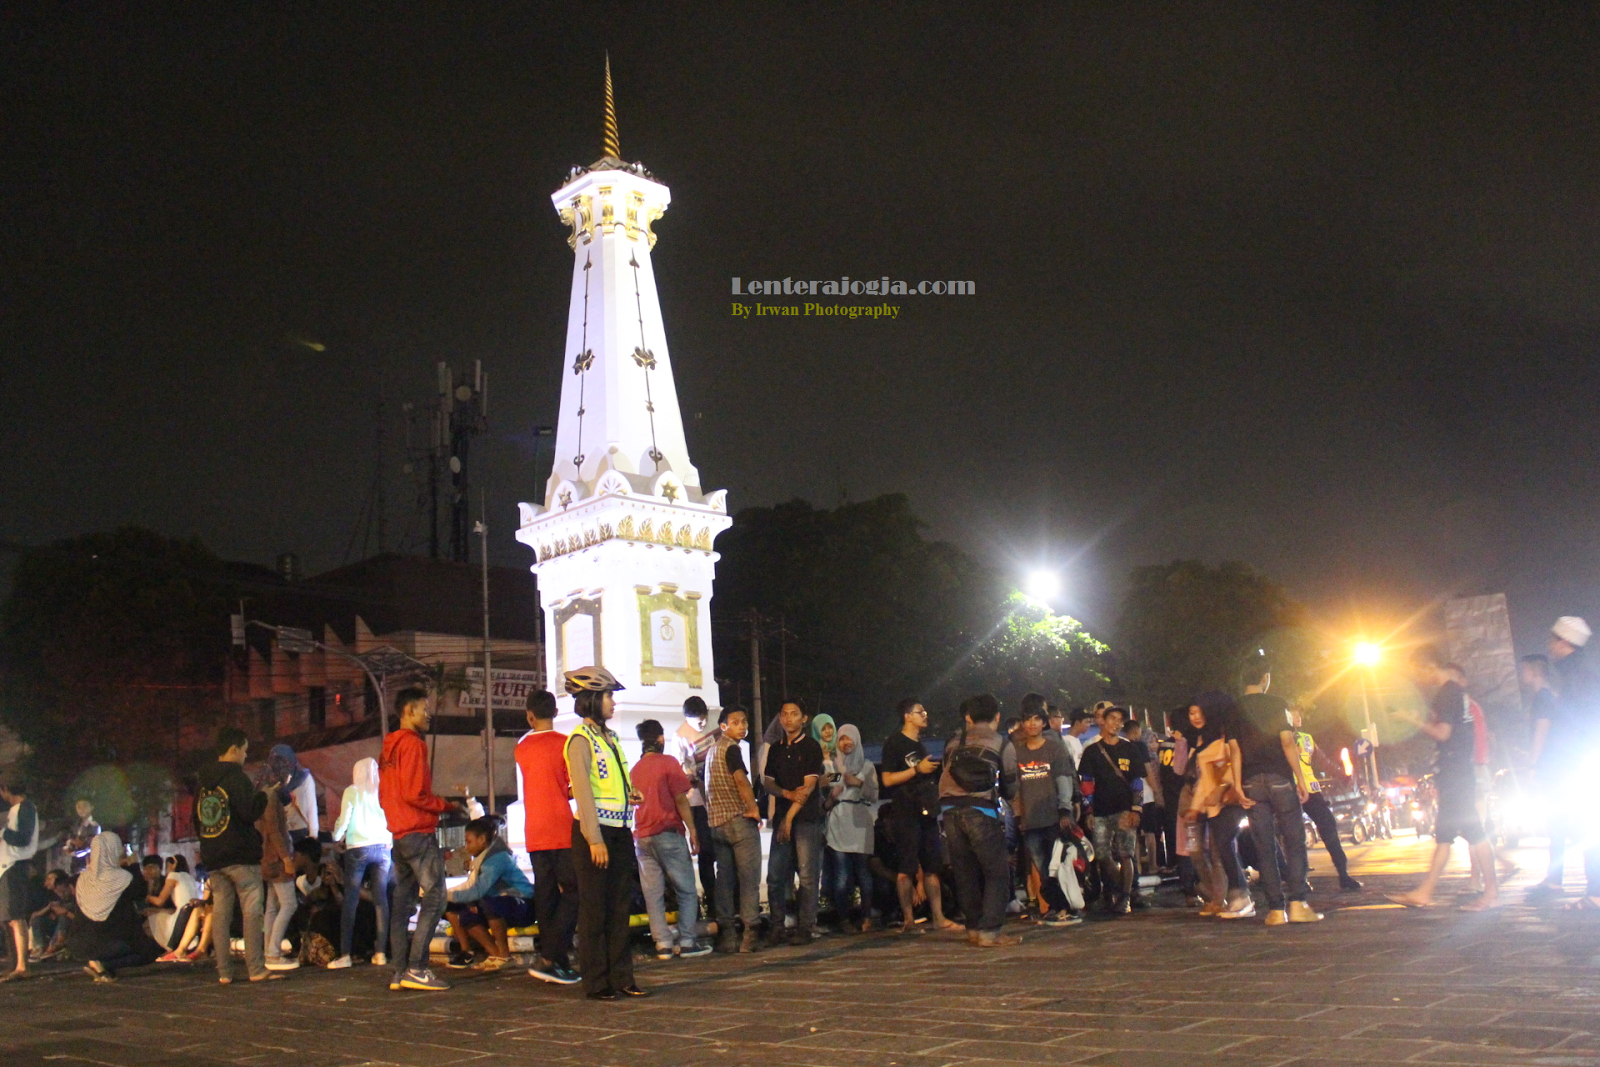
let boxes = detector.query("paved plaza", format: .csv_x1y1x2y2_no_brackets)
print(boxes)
7,834,1600,1067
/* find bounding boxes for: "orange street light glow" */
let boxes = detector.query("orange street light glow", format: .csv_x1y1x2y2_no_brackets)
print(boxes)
1353,641,1382,668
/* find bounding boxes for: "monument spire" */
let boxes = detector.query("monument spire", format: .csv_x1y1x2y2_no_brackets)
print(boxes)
515,85,731,746
602,54,620,160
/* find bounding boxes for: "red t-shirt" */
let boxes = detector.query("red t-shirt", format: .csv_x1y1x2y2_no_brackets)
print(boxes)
515,730,573,852
632,751,691,840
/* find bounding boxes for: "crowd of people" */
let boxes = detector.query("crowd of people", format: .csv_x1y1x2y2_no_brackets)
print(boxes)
0,611,1595,995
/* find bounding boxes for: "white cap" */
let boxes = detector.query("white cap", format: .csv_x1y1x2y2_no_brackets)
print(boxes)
1552,616,1592,648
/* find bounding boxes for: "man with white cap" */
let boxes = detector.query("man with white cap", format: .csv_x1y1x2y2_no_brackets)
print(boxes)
1530,618,1595,902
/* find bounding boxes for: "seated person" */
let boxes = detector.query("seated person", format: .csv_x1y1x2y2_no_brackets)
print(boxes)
28,870,73,961
443,816,533,969
69,834,161,981
145,855,197,948
290,838,346,966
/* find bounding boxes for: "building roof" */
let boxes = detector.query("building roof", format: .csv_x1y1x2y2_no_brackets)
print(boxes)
249,554,541,649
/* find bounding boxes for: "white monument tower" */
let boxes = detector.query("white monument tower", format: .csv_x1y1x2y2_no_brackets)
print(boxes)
515,60,730,747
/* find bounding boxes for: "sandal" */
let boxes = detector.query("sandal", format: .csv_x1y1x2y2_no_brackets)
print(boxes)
1384,893,1435,909
249,972,288,982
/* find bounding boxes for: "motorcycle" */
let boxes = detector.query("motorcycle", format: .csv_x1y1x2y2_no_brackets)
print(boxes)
1410,774,1438,840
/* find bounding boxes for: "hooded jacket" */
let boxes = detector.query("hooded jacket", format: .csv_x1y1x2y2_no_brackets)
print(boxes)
379,727,450,839
446,837,532,903
195,759,267,870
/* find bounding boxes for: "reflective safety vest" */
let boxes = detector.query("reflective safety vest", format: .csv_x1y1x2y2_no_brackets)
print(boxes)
567,720,632,828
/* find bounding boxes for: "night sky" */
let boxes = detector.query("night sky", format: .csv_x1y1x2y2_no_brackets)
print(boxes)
5,4,1599,653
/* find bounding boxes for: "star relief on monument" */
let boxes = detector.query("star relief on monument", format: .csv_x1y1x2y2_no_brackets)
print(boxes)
660,481,679,503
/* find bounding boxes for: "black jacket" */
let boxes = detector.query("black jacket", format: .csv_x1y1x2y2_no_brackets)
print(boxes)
195,759,267,869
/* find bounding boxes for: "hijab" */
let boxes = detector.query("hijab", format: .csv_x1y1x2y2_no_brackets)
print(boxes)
811,713,837,758
835,723,866,778
78,832,133,923
270,744,309,802
352,756,380,793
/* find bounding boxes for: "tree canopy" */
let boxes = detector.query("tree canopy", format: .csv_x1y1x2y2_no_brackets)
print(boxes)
0,526,247,813
712,494,1110,739
1115,559,1311,712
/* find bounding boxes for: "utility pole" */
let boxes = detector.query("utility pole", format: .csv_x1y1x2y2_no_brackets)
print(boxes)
475,496,496,815
779,612,788,701
747,609,764,776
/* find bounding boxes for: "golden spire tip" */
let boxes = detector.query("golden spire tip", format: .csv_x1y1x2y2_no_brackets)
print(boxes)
602,53,620,160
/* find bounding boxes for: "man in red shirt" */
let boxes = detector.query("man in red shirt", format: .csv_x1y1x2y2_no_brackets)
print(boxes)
378,688,462,992
515,689,580,986
633,719,709,959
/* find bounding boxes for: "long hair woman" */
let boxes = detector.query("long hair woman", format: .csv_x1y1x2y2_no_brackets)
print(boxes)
1181,693,1252,918
564,666,647,1000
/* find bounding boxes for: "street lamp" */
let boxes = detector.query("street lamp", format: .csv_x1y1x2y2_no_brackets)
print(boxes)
1025,569,1061,604
1353,641,1382,668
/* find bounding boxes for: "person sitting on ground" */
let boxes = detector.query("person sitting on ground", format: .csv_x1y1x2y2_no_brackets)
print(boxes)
291,837,345,965
443,816,534,969
632,719,710,960
68,833,162,982
145,854,198,948
161,880,214,962
28,869,73,961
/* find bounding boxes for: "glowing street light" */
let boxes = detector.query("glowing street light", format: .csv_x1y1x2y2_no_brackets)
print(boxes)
1025,569,1061,604
1353,641,1382,667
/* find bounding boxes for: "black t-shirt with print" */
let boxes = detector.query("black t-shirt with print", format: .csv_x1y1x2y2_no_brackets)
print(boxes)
1082,737,1141,816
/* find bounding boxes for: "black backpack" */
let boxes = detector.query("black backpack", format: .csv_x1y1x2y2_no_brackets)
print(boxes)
947,728,1002,795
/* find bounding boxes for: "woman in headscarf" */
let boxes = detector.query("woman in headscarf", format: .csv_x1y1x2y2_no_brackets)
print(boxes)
68,833,161,981
329,756,391,969
825,724,879,932
258,782,299,970
268,744,319,843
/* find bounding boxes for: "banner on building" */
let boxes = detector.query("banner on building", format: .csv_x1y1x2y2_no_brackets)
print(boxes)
461,667,544,711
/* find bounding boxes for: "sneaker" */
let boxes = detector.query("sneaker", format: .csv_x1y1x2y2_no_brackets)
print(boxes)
399,968,450,991
528,960,582,985
1040,910,1078,927
389,973,403,991
1264,909,1289,926
655,944,675,961
1198,900,1225,917
1288,901,1324,923
679,942,713,958
326,955,353,970
1219,895,1257,920
446,950,476,970
371,953,388,967
264,957,300,971
1339,875,1363,892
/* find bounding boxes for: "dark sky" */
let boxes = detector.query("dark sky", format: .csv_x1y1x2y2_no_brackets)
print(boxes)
5,4,1599,653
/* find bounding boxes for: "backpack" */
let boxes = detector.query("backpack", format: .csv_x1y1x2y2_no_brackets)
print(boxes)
947,728,1002,795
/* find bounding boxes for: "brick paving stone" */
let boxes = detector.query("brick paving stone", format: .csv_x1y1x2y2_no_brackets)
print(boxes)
7,839,1600,1067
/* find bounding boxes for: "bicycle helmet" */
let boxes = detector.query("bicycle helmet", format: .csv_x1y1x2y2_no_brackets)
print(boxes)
563,666,626,694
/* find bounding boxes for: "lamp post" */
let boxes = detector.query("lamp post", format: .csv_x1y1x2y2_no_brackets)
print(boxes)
1353,641,1383,791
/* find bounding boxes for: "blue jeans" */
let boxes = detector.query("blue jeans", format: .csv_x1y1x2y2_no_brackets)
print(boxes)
829,849,874,922
636,830,700,949
767,819,823,932
711,816,762,931
341,843,392,959
389,832,446,974
1243,773,1308,908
